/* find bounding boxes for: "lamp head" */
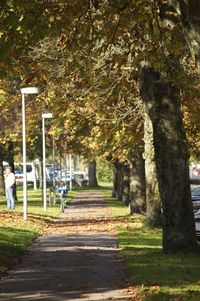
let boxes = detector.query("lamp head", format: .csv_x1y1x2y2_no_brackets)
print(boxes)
42,113,53,119
21,87,39,94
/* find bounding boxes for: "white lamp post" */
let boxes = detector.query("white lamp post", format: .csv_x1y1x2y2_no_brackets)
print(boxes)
69,154,72,191
42,113,53,211
52,136,56,187
21,87,39,221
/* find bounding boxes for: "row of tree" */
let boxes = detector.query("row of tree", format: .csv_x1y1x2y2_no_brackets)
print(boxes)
0,0,200,254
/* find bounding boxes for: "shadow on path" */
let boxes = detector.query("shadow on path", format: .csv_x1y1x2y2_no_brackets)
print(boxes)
0,192,131,301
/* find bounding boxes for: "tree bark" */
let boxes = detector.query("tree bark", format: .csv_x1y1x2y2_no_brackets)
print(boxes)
140,67,197,253
0,145,5,195
122,163,130,206
7,141,17,201
112,159,124,201
143,113,161,226
39,160,43,189
112,161,118,197
129,151,146,214
172,0,200,72
88,159,98,187
117,161,124,202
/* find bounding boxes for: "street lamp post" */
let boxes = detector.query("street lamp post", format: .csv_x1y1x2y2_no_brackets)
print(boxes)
52,136,55,187
42,113,53,211
21,87,39,221
69,154,72,191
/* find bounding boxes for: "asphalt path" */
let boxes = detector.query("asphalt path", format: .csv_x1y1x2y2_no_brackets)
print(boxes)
0,192,132,301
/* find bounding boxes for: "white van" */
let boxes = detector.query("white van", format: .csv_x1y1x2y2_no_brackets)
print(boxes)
14,162,39,189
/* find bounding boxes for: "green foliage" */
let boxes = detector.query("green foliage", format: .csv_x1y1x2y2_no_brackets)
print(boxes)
0,1,199,164
96,158,113,182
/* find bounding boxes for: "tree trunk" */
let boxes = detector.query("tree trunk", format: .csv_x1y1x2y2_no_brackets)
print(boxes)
39,160,43,189
172,0,200,72
0,145,5,195
129,151,146,214
122,163,130,206
112,160,124,201
140,66,197,253
7,141,17,201
117,161,124,202
143,113,161,226
112,160,118,197
88,159,98,187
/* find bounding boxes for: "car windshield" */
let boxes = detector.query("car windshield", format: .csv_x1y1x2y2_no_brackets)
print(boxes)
15,164,33,173
192,186,200,196
74,174,84,179
26,165,32,172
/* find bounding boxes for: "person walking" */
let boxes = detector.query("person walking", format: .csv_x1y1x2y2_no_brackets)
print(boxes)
4,166,15,210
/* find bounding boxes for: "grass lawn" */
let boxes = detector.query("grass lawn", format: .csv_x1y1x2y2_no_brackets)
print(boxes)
103,190,200,301
0,186,72,277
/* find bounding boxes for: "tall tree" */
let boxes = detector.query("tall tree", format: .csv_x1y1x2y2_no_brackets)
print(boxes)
0,145,5,195
140,66,197,253
88,160,98,187
129,150,146,214
171,0,200,71
7,141,17,201
1,0,199,253
143,112,161,226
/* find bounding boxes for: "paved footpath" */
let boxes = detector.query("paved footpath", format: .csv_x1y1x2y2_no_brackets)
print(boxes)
0,192,133,301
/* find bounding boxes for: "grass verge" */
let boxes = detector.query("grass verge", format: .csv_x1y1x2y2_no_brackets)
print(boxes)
104,190,200,301
0,187,73,277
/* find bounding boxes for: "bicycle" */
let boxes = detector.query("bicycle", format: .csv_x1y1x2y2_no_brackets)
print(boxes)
57,186,68,213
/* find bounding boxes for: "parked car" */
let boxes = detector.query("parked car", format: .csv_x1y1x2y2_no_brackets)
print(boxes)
191,186,200,239
60,171,88,187
192,186,200,213
74,171,88,187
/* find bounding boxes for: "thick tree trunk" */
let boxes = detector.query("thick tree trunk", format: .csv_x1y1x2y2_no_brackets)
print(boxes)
143,113,161,226
172,0,200,72
122,163,130,206
7,141,17,201
88,160,98,187
0,145,5,195
129,151,146,214
140,67,197,253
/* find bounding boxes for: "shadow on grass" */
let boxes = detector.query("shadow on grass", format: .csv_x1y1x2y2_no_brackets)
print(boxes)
144,291,200,301
106,196,129,208
0,226,37,277
119,228,200,300
103,195,200,300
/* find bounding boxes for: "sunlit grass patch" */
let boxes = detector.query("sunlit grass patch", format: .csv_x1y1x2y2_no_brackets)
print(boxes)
0,186,74,277
0,225,37,275
104,191,200,301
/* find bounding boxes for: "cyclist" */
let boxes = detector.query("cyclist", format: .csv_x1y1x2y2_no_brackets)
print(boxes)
57,182,68,212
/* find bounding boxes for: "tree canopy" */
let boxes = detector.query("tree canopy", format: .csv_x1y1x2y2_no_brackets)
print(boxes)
0,0,200,253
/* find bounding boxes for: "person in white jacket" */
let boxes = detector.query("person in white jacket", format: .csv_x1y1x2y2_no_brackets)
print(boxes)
4,166,15,210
